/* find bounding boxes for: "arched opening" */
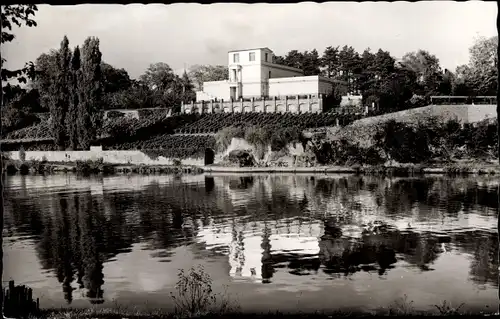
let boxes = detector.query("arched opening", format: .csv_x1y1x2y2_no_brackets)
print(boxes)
204,148,215,165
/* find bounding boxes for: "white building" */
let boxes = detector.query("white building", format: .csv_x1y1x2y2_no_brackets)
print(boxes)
196,47,337,101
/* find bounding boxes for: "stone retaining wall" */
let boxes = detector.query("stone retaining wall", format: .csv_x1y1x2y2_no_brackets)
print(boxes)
6,149,204,166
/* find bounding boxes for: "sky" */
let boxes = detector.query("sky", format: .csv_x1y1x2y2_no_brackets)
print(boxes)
2,2,498,80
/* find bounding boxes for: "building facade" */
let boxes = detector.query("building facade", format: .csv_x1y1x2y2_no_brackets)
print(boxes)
195,47,337,102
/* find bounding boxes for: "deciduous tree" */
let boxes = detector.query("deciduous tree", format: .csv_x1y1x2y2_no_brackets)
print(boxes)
77,37,103,150
66,46,80,150
467,35,498,96
50,36,72,149
188,64,228,91
1,5,38,92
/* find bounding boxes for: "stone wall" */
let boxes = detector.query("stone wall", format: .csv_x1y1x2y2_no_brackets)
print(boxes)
182,95,324,114
6,149,204,166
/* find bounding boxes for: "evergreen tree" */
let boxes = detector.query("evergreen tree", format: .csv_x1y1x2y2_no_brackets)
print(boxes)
66,46,80,150
77,37,103,150
320,46,341,78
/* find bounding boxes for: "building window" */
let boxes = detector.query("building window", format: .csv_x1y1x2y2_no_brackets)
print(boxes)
269,71,271,78
233,53,239,63
265,53,268,62
249,52,255,61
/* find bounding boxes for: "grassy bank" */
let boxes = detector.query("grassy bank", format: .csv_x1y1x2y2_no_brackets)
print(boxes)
5,262,496,319
3,158,499,176
29,308,496,319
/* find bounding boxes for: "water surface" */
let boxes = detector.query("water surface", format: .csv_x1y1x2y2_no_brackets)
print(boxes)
3,173,498,314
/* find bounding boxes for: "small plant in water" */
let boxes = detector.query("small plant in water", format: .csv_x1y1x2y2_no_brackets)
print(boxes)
170,265,223,317
389,294,415,316
434,300,465,315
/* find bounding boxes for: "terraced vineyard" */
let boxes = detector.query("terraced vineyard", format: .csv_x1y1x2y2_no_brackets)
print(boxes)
4,121,51,140
105,134,216,159
174,112,362,134
102,113,200,139
3,111,364,154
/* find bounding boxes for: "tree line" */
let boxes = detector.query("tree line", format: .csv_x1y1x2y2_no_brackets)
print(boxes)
273,38,497,111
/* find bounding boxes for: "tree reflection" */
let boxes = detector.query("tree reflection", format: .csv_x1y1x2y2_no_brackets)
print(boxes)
3,174,499,305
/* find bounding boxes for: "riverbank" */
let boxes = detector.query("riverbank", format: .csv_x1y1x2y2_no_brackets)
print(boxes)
203,162,500,175
27,308,499,319
1,159,204,175
2,158,499,176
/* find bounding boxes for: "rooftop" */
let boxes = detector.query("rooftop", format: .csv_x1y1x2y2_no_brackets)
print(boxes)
228,47,273,53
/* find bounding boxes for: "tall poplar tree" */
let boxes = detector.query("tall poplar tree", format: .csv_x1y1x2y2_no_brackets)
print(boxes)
50,36,72,149
66,46,81,150
77,37,103,150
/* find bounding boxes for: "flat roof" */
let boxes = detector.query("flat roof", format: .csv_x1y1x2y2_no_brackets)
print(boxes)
228,47,273,53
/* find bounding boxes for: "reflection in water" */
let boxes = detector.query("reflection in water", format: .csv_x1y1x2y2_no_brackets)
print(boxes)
3,174,498,311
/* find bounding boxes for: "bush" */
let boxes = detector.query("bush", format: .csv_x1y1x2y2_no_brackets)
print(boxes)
170,265,238,317
374,120,431,164
215,126,245,152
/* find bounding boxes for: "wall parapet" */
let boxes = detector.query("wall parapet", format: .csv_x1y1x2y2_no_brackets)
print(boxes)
182,94,324,114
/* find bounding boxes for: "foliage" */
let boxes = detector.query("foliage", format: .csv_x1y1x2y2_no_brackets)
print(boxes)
227,150,255,167
50,36,72,149
244,126,270,159
188,64,228,91
32,49,59,111
75,158,113,174
1,5,38,90
310,138,384,166
176,113,361,134
102,113,200,144
101,62,131,94
215,126,245,152
108,135,216,159
388,294,415,316
215,123,305,155
374,120,432,163
77,37,103,150
434,300,465,315
401,50,443,95
138,62,194,109
170,265,237,317
320,46,340,78
1,97,40,136
466,36,498,96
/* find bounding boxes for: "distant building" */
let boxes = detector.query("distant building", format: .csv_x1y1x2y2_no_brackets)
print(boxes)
195,47,337,101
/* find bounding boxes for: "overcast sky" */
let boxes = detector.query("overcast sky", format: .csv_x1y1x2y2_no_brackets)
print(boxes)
2,2,497,79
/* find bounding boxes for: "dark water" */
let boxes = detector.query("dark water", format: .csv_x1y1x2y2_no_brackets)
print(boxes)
3,174,499,314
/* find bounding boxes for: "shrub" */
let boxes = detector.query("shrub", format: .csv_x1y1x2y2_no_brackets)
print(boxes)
215,126,245,152
374,120,431,164
170,265,238,317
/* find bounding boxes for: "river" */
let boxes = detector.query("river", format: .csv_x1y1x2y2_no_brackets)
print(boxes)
3,173,498,314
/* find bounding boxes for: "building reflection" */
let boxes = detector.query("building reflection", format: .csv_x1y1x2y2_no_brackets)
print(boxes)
2,174,498,306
